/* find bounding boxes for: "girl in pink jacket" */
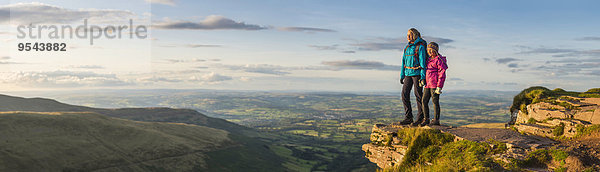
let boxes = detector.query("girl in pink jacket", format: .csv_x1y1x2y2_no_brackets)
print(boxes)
420,42,447,126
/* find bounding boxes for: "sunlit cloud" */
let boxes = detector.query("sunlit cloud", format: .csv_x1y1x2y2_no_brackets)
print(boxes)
153,15,267,30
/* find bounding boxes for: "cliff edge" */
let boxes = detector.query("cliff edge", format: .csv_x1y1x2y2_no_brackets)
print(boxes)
362,124,560,171
362,87,600,171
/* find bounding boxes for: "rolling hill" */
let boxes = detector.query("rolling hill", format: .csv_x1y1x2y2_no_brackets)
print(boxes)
0,94,285,171
0,111,230,171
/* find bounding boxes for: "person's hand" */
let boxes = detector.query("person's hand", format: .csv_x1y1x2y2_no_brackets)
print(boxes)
401,78,404,84
435,87,443,94
419,79,426,87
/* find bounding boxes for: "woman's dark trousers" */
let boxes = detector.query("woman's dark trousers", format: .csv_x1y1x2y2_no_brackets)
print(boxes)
401,76,424,122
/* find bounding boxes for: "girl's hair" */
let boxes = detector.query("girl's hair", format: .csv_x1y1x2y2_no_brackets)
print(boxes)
428,42,439,52
408,28,421,39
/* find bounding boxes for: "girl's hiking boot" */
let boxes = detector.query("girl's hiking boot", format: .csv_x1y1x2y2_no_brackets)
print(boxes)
411,119,423,126
398,118,413,125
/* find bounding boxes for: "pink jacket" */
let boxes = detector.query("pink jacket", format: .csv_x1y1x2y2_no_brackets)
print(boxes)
425,55,448,88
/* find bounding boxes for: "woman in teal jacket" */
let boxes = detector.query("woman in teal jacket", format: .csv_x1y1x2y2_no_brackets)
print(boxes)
398,28,427,125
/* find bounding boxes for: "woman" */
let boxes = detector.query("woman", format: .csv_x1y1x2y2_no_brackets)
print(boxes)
398,28,427,125
420,42,447,126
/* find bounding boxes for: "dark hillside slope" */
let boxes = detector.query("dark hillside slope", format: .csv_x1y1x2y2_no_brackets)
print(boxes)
0,94,248,133
0,94,285,171
0,111,230,171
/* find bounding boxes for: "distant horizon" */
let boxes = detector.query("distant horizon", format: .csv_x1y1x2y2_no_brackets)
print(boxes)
2,86,560,99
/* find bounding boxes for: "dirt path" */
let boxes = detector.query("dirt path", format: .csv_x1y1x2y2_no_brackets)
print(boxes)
427,125,557,150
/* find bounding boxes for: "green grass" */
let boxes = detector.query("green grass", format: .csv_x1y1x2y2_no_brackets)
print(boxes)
575,124,600,138
552,122,565,137
527,118,538,124
487,139,508,154
586,88,600,94
511,149,568,169
381,128,506,171
396,128,455,166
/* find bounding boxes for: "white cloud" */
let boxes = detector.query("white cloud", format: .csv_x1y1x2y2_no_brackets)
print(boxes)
190,72,232,84
240,77,252,82
278,27,336,33
136,76,182,83
153,15,267,30
163,58,208,63
0,2,136,24
159,44,221,48
309,45,338,50
145,0,176,6
321,60,401,71
67,65,104,69
214,63,292,75
349,36,454,51
0,71,131,87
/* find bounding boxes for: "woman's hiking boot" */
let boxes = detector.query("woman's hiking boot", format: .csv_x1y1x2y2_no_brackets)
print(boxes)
430,119,440,126
419,119,430,126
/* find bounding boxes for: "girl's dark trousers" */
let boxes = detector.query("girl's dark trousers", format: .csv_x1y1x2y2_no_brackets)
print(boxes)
422,88,440,121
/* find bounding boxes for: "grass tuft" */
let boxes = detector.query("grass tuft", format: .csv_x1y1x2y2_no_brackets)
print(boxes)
552,122,565,137
509,149,568,169
575,124,600,138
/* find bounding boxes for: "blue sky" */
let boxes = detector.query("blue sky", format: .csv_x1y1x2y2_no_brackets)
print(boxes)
0,0,599,92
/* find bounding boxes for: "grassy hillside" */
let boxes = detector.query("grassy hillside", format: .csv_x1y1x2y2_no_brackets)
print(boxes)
0,94,286,171
0,111,230,171
0,94,249,134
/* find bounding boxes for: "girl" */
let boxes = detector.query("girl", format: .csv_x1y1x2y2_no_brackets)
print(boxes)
420,42,447,126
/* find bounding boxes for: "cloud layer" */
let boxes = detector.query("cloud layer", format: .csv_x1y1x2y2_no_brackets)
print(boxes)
0,2,136,24
575,36,600,41
321,60,400,71
0,71,130,87
350,36,454,51
495,57,520,64
190,72,232,83
145,0,176,6
278,27,336,32
153,15,267,30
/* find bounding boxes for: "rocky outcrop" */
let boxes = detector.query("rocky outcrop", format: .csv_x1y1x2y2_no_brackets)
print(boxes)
362,124,556,169
361,124,411,168
514,97,600,138
515,97,600,125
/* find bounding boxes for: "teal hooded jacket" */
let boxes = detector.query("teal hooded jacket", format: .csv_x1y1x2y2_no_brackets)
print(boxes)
400,37,427,80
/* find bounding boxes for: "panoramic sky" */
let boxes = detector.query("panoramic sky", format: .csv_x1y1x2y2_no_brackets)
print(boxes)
0,0,599,92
